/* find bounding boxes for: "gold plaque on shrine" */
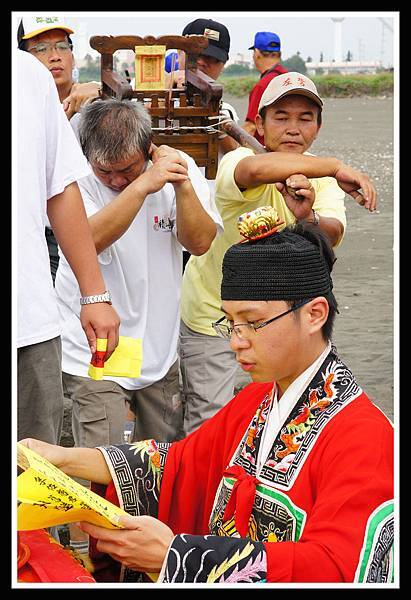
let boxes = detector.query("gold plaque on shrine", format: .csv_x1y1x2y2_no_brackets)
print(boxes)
134,45,166,90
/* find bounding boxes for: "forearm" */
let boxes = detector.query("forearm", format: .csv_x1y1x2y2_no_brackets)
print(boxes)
47,182,106,296
175,181,217,255
300,213,344,247
61,447,112,484
235,153,343,189
88,183,146,254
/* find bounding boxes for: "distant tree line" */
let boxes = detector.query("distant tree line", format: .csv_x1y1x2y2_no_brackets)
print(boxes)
78,54,133,83
222,52,307,77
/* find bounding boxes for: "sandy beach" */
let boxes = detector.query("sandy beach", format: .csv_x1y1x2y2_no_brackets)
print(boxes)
226,94,395,420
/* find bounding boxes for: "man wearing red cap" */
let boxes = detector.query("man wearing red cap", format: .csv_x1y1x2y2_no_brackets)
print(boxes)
243,32,288,144
180,72,376,438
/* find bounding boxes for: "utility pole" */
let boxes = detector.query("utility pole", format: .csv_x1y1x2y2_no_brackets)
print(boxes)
358,38,365,64
379,17,394,68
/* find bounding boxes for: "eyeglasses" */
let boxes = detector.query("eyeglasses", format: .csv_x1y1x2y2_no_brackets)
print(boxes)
28,41,73,56
212,300,311,340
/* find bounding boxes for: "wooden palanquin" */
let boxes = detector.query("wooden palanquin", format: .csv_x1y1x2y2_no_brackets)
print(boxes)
89,34,223,179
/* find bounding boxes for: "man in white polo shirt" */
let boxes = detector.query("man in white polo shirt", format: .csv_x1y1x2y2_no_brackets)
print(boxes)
55,98,222,449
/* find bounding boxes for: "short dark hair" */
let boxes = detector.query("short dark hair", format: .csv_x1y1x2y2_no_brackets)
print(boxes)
260,97,322,127
259,50,281,59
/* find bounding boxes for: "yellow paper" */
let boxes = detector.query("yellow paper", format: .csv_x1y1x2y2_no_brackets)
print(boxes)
135,45,166,90
17,443,128,531
88,336,143,380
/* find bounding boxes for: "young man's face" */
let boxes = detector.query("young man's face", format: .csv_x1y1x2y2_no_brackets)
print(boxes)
256,95,321,153
91,151,147,192
221,299,307,388
25,29,74,92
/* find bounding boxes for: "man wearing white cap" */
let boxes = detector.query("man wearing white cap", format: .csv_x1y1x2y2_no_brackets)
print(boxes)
180,72,377,436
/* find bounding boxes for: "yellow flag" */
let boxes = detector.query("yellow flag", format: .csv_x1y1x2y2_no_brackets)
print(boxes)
88,336,143,380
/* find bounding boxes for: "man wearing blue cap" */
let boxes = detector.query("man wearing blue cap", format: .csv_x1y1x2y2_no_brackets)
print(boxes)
244,31,288,144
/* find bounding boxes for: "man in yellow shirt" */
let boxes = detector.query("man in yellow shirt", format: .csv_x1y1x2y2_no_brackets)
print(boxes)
180,72,377,435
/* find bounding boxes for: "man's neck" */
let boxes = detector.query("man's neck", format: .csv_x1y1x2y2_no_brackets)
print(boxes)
58,81,74,103
277,339,330,399
260,63,281,77
258,59,280,75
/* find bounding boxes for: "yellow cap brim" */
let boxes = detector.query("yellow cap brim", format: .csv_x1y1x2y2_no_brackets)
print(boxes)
22,25,74,40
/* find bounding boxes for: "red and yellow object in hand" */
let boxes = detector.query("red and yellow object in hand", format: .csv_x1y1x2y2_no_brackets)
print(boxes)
88,338,108,380
88,337,143,381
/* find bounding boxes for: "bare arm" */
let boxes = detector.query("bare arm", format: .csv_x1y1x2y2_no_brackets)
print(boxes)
150,145,217,255
19,438,112,484
235,152,342,188
47,182,120,356
235,152,376,212
276,175,344,247
63,82,101,120
88,182,147,254
174,180,217,255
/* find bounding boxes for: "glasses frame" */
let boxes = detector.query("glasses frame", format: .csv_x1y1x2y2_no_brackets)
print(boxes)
28,41,73,56
212,299,311,340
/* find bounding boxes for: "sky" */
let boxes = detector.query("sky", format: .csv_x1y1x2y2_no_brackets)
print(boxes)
14,11,398,67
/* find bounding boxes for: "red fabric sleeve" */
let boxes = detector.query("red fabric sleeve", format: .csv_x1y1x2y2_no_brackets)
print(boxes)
246,82,264,125
264,397,394,582
158,382,272,534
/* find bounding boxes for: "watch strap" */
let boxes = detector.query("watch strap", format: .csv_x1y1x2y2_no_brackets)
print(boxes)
80,290,112,305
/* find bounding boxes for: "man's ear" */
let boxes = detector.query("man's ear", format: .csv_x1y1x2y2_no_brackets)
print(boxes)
305,297,329,333
255,113,265,137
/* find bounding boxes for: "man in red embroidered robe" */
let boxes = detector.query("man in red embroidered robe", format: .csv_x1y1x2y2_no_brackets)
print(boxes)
21,222,394,584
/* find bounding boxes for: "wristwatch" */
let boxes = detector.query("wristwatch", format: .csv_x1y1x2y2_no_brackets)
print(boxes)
80,290,112,306
311,209,320,225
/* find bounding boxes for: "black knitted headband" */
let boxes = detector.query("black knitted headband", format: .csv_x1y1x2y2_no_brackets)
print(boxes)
221,227,334,301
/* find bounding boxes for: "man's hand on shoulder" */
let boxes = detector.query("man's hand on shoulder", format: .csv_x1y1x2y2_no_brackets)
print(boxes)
63,81,101,120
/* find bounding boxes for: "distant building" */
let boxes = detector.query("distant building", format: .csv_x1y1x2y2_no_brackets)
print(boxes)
225,53,253,69
306,60,382,75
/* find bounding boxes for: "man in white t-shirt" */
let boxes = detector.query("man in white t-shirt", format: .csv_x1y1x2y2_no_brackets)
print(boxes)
16,50,120,445
17,16,102,285
55,98,223,449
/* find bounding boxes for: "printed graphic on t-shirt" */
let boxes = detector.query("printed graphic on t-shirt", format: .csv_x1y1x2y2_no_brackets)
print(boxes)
153,215,174,232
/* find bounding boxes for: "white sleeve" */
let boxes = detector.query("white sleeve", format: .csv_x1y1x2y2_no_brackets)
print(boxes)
220,101,240,124
44,72,90,200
